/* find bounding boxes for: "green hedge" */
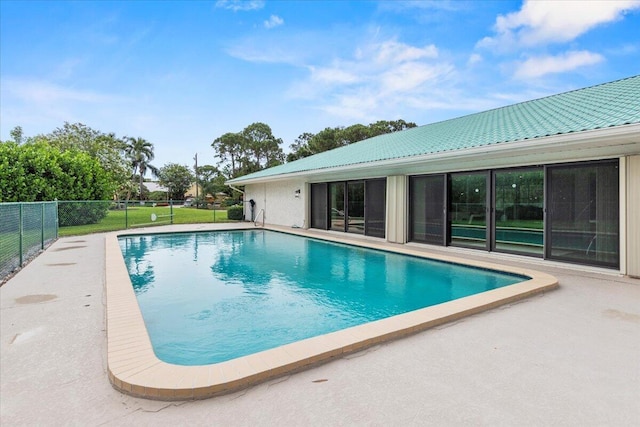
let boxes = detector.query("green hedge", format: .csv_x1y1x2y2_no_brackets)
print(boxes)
227,205,244,220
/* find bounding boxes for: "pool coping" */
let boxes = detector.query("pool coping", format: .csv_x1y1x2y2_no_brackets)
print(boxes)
106,224,558,400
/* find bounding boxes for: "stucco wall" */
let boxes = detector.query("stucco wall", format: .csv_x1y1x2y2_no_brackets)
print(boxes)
626,155,640,277
244,180,307,227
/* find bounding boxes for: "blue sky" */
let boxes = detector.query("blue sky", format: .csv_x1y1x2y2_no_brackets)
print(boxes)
2,0,639,170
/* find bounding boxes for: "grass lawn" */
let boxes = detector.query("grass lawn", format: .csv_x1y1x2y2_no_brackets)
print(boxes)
58,206,232,237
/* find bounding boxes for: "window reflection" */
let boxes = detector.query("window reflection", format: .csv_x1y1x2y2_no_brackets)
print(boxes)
494,169,544,255
347,182,365,234
330,182,345,231
450,173,487,248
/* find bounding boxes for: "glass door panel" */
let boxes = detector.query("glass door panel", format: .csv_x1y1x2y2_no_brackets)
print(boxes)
450,172,488,249
409,175,445,244
547,161,619,268
310,183,328,230
493,168,544,255
330,182,345,231
347,182,365,234
364,179,386,238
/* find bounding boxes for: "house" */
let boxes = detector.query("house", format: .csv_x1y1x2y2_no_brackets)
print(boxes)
227,75,640,277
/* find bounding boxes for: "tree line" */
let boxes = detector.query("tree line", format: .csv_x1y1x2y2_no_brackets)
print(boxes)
1,119,416,204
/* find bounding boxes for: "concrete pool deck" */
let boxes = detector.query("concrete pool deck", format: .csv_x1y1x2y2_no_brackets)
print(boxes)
2,223,639,425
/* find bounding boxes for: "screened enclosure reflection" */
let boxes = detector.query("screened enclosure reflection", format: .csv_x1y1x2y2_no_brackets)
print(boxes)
493,168,544,255
449,173,488,249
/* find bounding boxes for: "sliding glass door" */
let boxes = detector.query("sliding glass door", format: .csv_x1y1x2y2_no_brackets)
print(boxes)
318,179,386,237
546,161,619,268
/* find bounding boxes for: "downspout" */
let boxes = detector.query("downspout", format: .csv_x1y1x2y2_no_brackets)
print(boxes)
228,184,245,196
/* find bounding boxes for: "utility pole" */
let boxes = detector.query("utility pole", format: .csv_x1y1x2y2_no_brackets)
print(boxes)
194,153,199,209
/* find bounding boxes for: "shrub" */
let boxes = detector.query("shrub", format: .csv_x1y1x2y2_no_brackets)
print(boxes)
58,201,111,226
227,205,244,220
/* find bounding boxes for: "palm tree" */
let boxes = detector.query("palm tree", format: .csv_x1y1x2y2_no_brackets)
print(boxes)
124,137,159,200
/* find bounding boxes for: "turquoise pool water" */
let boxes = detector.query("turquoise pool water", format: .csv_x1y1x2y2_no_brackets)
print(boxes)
119,230,527,365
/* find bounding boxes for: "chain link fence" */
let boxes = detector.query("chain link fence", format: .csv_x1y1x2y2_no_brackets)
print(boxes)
1,199,235,282
57,200,233,236
1,201,58,282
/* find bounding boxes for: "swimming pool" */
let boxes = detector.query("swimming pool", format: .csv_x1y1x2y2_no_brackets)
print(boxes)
105,224,558,400
119,230,526,365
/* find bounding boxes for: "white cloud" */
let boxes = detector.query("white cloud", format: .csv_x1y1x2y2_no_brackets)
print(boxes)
0,77,131,135
513,51,604,79
374,41,438,64
467,53,482,66
479,0,640,50
310,65,360,85
286,39,454,120
379,61,448,94
3,78,120,104
264,15,284,29
215,0,264,12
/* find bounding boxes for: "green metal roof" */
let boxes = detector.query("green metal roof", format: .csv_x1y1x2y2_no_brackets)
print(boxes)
228,75,640,184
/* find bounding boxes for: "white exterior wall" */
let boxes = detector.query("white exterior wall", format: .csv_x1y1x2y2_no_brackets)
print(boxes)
386,176,407,244
244,180,307,227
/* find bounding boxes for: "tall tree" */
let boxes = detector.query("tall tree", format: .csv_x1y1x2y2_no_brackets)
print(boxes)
9,126,23,144
242,122,284,170
124,137,158,200
212,122,284,179
212,132,246,178
40,122,129,194
287,119,417,161
197,165,230,197
286,132,314,162
157,163,194,200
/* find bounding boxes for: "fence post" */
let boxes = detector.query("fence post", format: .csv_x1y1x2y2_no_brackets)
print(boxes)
170,200,174,224
19,204,24,267
125,201,128,229
41,202,45,249
55,200,59,239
